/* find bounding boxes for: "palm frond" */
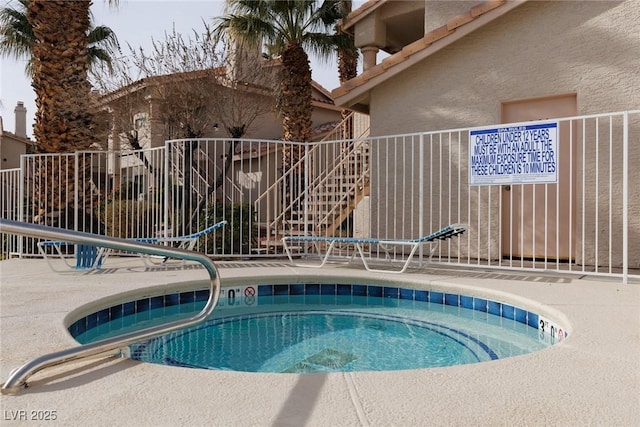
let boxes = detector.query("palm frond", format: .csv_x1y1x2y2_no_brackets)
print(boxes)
1,0,119,76
88,46,114,73
215,0,342,60
302,32,341,65
88,24,119,52
0,0,33,61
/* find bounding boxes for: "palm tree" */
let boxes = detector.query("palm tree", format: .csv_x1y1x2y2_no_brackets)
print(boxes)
0,0,119,77
213,0,345,144
337,0,357,85
337,0,358,137
213,0,347,217
23,0,117,229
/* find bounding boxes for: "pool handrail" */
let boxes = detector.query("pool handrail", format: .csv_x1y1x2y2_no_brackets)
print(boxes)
0,219,222,395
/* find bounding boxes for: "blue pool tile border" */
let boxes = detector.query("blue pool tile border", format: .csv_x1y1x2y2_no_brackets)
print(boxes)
68,283,564,341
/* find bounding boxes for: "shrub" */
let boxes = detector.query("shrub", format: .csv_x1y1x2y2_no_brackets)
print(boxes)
99,200,161,239
199,202,255,255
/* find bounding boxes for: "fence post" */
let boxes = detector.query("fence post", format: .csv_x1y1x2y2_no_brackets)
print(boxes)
74,153,79,231
164,141,170,240
622,111,628,284
418,134,424,265
18,156,25,256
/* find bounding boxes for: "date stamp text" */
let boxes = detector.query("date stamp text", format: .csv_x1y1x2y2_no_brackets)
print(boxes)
3,410,58,421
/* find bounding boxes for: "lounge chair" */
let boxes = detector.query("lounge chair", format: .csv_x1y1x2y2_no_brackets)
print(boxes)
282,223,467,274
37,220,227,272
37,241,103,271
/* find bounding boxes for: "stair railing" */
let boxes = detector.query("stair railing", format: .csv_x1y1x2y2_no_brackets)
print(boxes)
311,139,370,235
253,112,370,240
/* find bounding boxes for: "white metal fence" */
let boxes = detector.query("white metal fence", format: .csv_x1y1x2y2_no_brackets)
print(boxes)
363,111,638,283
0,167,21,256
1,111,637,282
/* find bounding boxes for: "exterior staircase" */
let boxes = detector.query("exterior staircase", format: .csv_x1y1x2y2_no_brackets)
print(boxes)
169,143,244,205
168,145,210,204
168,143,245,233
254,112,370,252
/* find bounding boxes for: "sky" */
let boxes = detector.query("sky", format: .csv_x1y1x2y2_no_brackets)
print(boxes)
0,0,361,138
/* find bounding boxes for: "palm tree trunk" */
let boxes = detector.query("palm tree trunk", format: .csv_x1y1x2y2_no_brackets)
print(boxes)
338,0,358,85
27,0,100,225
279,43,312,214
279,43,312,144
338,0,358,139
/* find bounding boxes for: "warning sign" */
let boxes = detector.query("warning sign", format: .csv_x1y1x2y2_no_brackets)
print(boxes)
469,122,558,185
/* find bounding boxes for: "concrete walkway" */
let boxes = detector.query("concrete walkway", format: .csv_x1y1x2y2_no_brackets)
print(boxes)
1,257,638,426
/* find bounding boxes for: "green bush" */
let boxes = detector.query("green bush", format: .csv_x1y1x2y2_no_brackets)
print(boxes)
200,202,255,255
110,181,140,201
99,200,161,239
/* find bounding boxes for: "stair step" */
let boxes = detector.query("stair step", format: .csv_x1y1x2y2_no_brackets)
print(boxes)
260,134,370,242
319,190,356,196
323,181,358,187
302,200,346,208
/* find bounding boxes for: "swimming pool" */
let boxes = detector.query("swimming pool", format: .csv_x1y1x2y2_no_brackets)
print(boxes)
68,280,568,373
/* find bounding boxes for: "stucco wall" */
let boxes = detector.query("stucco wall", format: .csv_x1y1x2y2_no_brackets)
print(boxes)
371,1,639,134
242,110,283,140
1,138,27,170
424,1,478,34
367,1,639,268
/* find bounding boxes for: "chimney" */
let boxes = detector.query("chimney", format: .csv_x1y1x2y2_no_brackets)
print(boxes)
14,101,27,138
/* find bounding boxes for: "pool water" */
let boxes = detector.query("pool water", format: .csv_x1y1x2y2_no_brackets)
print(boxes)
73,293,551,373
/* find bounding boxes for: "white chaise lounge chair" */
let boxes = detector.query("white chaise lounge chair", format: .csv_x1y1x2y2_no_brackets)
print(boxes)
38,220,227,272
282,223,467,274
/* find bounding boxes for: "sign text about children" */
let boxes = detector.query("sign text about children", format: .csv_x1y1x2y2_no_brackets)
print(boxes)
469,122,558,186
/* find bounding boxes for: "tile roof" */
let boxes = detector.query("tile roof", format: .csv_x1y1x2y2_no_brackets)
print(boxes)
333,0,527,109
311,81,339,108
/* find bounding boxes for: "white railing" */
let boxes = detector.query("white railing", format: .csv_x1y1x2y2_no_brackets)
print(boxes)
308,138,370,236
9,148,170,256
320,111,370,142
252,112,370,241
1,111,637,283
166,137,283,255
0,168,21,256
361,110,638,283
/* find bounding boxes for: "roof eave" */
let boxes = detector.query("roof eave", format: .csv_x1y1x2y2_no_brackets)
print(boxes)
0,133,32,146
311,80,334,99
311,99,341,112
333,0,527,110
341,0,386,32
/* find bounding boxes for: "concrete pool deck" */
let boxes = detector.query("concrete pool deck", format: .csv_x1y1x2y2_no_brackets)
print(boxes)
0,257,638,426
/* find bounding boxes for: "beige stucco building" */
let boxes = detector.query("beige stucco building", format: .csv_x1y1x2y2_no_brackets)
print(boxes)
0,102,32,170
334,0,639,268
101,73,342,174
96,57,344,221
100,59,343,152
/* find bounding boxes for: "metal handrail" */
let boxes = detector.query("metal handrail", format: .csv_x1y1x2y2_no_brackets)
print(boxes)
0,218,221,395
252,112,360,229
